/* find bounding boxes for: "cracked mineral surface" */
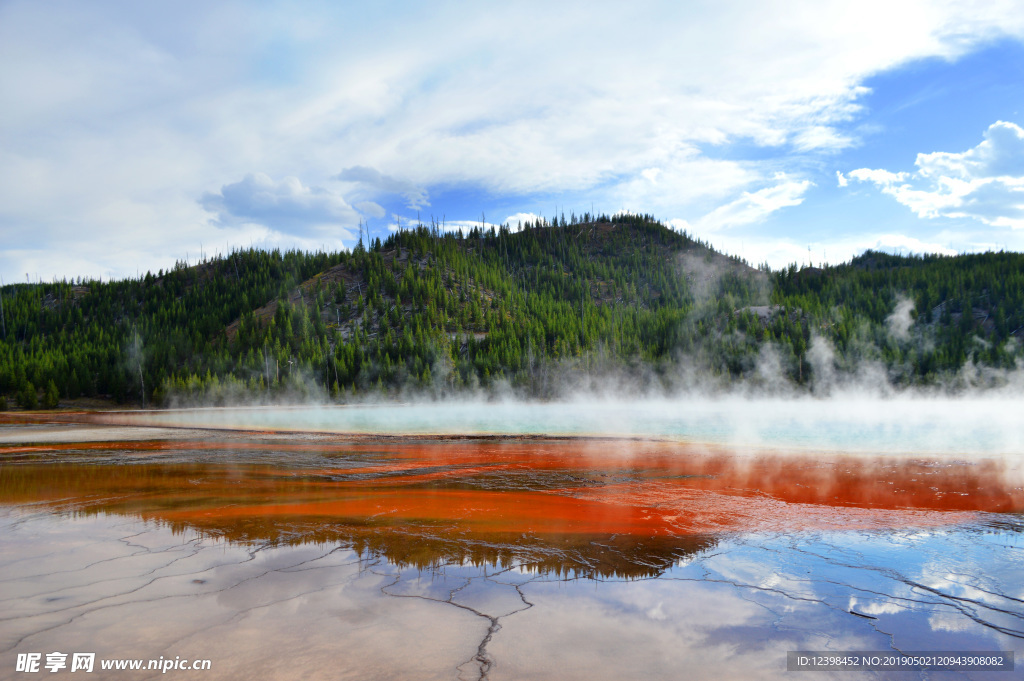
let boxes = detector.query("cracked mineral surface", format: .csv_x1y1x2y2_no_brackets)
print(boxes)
1,411,1022,680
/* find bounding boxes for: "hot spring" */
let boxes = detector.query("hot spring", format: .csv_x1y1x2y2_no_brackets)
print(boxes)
1,397,1021,680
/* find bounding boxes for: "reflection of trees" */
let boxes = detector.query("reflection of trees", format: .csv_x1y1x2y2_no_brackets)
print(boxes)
977,515,1024,535
5,442,1022,579
2,462,718,580
54,509,718,580
356,531,719,580
168,520,719,581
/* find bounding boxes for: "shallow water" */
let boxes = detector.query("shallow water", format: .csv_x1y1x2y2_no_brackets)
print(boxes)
110,397,1024,455
1,409,1023,680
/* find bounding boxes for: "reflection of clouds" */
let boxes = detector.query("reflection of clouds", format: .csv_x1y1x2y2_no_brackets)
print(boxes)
645,601,668,621
914,564,1024,638
496,578,787,681
928,610,973,633
924,573,983,599
496,558,899,680
848,595,904,616
714,531,1024,651
1,515,483,681
699,549,818,607
838,533,1024,642
6,504,1024,680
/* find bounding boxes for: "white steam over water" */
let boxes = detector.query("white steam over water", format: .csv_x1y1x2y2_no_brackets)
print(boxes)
123,395,1024,458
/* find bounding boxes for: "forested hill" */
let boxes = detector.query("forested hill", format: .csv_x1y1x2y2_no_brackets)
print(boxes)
1,213,1022,408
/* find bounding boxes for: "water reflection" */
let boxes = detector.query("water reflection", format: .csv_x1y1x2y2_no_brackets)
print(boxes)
3,438,1021,578
2,424,1023,680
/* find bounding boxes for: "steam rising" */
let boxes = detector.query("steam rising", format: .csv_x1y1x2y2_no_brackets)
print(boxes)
140,282,1024,465
120,389,1024,461
886,296,916,341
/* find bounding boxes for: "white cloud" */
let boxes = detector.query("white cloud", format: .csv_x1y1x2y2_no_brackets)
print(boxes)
354,200,386,218
503,212,543,229
870,233,957,256
4,1,1024,277
694,177,814,231
918,120,1024,179
848,168,908,185
641,168,662,183
667,218,693,234
608,155,760,213
334,166,429,210
385,215,505,234
200,173,360,236
848,121,1024,229
792,125,856,152
703,230,961,270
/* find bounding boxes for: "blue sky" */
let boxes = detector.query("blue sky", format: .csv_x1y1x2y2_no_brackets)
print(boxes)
2,0,1024,281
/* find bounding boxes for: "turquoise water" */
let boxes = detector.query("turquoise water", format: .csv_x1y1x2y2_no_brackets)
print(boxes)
125,396,1024,456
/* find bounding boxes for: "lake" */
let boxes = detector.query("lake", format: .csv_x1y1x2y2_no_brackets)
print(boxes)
1,400,1022,679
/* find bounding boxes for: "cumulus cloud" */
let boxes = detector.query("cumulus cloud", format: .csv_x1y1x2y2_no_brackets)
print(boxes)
200,173,360,235
847,121,1024,229
334,166,429,210
667,218,693,234
919,120,1024,178
503,212,542,229
4,1,1024,278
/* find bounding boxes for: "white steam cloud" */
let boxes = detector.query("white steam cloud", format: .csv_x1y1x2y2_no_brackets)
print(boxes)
886,296,916,341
